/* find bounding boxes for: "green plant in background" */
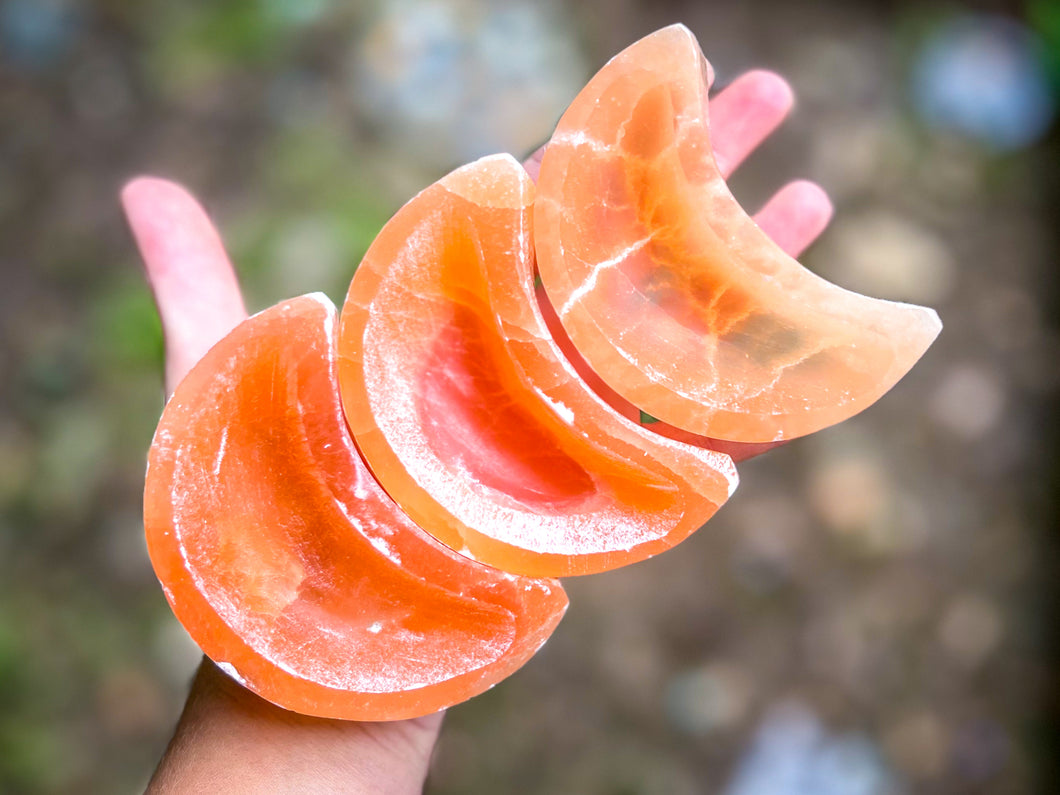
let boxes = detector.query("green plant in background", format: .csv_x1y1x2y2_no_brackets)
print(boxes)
1028,0,1060,89
91,280,164,372
145,0,333,93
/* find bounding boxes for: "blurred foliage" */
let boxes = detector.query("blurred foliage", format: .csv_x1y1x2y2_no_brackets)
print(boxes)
1028,0,1060,87
90,279,164,371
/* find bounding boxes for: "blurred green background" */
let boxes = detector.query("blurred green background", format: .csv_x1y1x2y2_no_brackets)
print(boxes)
1,0,1058,792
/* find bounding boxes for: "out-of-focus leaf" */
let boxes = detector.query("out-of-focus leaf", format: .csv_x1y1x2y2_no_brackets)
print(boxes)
90,279,163,371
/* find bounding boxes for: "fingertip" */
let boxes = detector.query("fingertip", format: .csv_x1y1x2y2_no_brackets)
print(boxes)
710,70,795,178
738,69,794,114
786,179,834,224
121,176,213,264
754,179,834,257
121,176,191,222
121,175,166,206
119,175,247,394
121,177,156,235
121,176,233,280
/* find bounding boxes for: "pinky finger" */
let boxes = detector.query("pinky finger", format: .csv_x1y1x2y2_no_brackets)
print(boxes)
752,179,833,258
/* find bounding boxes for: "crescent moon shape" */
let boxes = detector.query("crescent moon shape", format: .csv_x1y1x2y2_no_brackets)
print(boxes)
144,294,567,720
534,25,942,443
338,155,737,578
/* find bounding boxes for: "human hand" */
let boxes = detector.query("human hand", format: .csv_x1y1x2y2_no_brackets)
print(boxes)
123,68,829,794
122,179,444,794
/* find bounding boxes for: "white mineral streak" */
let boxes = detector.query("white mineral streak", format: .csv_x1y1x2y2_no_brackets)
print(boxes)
313,294,379,520
369,535,401,565
559,236,652,318
711,454,740,498
154,427,174,453
610,338,673,389
170,452,199,596
216,661,247,686
212,428,228,476
552,129,612,155
517,202,529,255
331,496,364,533
738,340,833,403
534,388,575,425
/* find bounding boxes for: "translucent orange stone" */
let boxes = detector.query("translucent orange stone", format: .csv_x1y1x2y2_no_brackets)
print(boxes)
144,294,567,720
535,274,779,464
535,25,942,443
338,155,737,578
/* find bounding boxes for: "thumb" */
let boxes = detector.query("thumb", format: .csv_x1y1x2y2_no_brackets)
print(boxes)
121,177,248,397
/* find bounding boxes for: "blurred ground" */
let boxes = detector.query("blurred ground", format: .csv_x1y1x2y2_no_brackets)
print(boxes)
0,0,1057,793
